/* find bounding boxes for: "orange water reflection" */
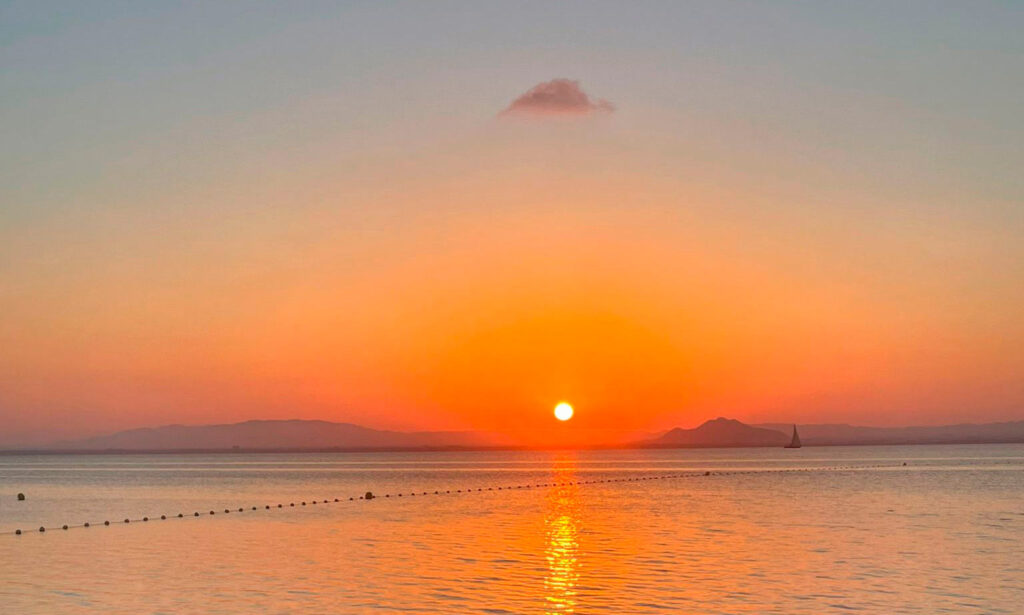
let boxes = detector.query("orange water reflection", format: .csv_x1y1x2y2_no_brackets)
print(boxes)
4,452,1022,614
544,456,581,614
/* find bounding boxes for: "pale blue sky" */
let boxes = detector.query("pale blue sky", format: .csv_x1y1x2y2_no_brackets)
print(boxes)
3,1,1021,221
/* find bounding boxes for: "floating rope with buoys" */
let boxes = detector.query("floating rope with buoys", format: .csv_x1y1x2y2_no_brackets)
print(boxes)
5,464,905,536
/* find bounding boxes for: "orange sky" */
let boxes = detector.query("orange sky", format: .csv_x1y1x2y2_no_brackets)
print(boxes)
2,4,1022,446
2,137,1021,446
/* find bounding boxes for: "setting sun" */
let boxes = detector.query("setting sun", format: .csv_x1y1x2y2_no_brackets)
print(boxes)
554,402,574,421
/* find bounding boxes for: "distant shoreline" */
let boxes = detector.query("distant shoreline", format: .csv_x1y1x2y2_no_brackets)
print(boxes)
3,438,1023,456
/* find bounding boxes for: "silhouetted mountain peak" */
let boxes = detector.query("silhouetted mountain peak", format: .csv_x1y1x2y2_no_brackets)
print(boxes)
652,418,788,448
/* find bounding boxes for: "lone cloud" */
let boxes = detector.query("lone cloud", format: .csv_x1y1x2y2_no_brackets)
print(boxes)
500,79,614,118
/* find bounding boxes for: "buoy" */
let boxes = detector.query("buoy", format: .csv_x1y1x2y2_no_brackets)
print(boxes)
15,529,21,535
84,522,90,527
278,504,282,508
160,515,166,520
105,520,110,525
124,519,130,523
194,512,199,517
209,511,215,515
39,526,45,533
143,517,148,522
17,493,25,501
365,491,374,500
178,513,184,518
62,525,68,530
224,509,230,513
265,506,270,510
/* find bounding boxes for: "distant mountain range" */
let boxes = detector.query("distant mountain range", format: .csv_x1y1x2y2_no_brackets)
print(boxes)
51,420,513,452
14,416,1024,452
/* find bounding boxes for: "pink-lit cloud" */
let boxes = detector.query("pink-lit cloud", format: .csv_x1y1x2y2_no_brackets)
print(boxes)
500,79,614,117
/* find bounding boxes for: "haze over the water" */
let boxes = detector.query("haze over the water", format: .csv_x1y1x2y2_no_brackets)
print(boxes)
2,2,1022,447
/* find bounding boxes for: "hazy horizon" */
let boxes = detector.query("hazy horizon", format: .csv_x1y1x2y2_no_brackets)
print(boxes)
6,414,1024,451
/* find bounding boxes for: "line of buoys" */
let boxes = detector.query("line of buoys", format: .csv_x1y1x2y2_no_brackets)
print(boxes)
7,463,908,536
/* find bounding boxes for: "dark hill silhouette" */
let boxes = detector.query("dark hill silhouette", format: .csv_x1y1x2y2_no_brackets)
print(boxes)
53,420,511,451
647,417,789,448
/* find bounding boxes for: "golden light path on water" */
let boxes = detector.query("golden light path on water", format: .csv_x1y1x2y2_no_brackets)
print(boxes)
3,448,1023,613
544,458,581,614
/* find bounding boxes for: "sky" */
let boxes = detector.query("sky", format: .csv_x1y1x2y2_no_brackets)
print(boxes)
1,1,1022,446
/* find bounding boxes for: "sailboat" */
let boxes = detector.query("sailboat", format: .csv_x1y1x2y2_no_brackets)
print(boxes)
784,424,802,449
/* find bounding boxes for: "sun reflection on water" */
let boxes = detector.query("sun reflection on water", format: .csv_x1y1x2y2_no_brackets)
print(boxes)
544,458,581,614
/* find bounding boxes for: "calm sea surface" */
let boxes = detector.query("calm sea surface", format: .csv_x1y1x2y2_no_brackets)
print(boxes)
1,445,1022,614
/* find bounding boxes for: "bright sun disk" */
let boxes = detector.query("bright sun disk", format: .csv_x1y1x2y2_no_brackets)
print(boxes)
554,402,574,421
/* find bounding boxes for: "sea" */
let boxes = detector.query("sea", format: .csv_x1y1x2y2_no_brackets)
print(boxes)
1,444,1022,614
